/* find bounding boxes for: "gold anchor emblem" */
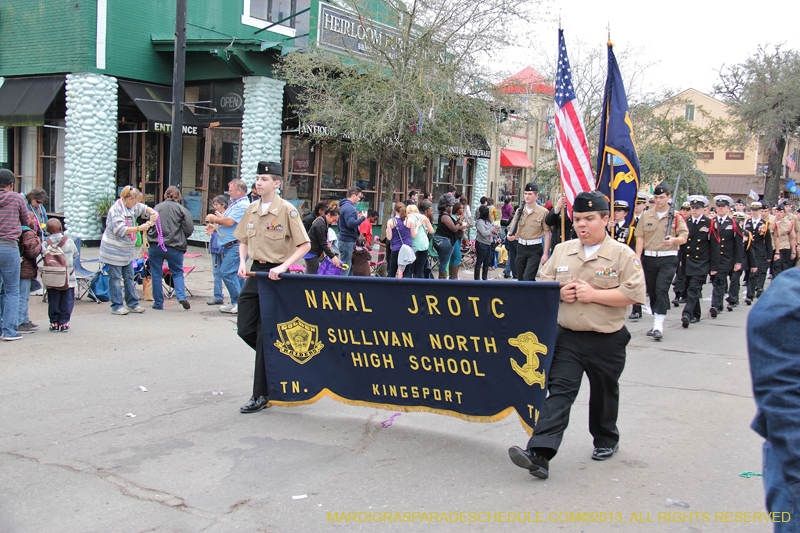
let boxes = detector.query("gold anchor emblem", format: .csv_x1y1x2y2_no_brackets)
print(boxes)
508,332,547,388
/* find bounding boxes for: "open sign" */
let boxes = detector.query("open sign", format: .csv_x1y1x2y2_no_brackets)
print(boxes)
219,93,243,112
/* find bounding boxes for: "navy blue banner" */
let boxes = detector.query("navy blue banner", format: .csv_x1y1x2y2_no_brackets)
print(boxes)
257,275,560,434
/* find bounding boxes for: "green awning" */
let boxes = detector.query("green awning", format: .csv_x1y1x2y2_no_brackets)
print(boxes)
0,76,65,127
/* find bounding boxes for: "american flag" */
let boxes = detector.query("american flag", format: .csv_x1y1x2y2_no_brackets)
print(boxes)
786,151,797,172
554,29,594,214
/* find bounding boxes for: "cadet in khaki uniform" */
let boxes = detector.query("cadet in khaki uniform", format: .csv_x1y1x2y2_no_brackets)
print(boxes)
771,204,796,277
506,182,550,281
509,191,646,480
634,181,688,341
234,161,311,414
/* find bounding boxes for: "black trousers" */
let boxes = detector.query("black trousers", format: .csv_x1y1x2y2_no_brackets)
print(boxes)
747,256,770,298
681,275,705,320
516,243,543,281
710,270,733,311
773,249,794,278
237,261,279,399
527,326,630,458
673,270,686,300
642,255,678,315
47,288,74,325
728,268,743,304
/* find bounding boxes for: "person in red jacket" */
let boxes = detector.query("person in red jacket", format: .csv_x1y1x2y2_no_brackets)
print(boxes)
16,224,42,334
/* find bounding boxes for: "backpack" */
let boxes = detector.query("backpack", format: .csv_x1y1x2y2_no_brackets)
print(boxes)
40,236,71,290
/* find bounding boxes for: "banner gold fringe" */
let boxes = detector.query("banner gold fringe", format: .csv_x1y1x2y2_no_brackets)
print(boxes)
270,389,535,436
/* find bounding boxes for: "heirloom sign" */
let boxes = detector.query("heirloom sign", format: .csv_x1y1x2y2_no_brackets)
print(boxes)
317,3,402,57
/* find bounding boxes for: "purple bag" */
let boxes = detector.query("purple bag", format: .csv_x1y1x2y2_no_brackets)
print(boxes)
317,256,348,276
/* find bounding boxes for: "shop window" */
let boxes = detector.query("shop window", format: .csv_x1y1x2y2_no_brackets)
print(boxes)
319,143,349,205
41,122,65,214
285,137,316,217
117,122,137,195
242,0,298,37
408,163,427,194
354,158,379,214
500,166,522,204
181,134,206,222
16,127,37,195
206,127,242,202
454,157,474,204
432,156,451,207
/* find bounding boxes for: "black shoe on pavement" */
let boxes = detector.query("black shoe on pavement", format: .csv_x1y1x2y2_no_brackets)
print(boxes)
646,329,655,336
689,317,700,324
628,311,641,320
240,395,269,413
726,305,733,312
710,307,718,318
49,323,60,332
60,324,70,332
745,298,753,306
681,316,690,328
679,297,686,304
508,446,549,479
592,444,619,461
653,330,663,341
179,299,191,310
756,289,763,298
671,298,679,307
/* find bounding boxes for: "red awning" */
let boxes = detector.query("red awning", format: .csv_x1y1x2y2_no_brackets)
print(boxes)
500,149,534,168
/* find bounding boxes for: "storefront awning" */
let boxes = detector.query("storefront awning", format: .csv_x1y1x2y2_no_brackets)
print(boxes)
0,76,65,127
118,80,202,137
500,149,534,168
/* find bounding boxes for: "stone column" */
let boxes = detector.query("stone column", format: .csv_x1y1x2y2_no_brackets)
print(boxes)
64,73,118,240
0,78,6,168
470,157,489,240
240,76,285,185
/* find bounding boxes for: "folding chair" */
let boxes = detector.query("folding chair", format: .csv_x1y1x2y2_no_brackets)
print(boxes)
369,251,386,277
72,237,102,302
161,253,201,299
288,263,306,274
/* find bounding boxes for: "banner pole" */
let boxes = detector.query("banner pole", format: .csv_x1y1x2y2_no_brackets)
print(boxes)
608,153,615,239
560,182,566,243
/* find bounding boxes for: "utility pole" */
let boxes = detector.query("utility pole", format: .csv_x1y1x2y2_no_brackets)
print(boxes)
168,0,187,188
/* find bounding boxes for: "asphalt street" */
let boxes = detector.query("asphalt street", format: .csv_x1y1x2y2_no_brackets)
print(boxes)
0,246,772,532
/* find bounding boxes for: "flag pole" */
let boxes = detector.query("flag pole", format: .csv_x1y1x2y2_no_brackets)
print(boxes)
609,152,615,239
556,22,565,243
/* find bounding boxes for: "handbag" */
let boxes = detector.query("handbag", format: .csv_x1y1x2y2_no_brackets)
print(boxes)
318,256,349,276
208,231,223,255
142,276,154,301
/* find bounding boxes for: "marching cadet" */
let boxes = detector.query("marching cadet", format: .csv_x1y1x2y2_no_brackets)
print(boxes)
729,211,755,308
508,191,646,480
681,196,712,328
708,195,743,317
744,201,772,303
609,200,634,247
734,198,746,214
771,204,797,277
234,161,311,414
634,181,688,340
671,201,692,308
506,182,551,281
627,192,648,320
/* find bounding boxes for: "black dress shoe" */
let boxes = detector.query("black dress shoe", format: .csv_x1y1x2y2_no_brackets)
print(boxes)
179,299,191,310
592,444,619,461
745,298,752,306
671,298,680,307
646,329,654,336
678,297,686,304
756,289,763,298
628,311,641,320
652,330,663,341
508,446,549,479
240,395,269,413
689,317,700,324
681,316,690,328
709,307,718,318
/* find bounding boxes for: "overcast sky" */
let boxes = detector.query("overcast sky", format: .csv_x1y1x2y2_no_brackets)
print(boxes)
500,0,800,97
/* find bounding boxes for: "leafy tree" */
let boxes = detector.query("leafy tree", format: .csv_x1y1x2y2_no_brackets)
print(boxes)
279,0,540,223
714,45,800,204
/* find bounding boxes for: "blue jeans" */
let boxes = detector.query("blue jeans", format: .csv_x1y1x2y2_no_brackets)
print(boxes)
18,278,32,325
450,240,462,266
339,240,355,276
763,441,797,532
149,246,186,308
412,250,429,279
220,243,242,305
432,235,453,274
0,246,20,337
212,253,224,301
108,262,139,311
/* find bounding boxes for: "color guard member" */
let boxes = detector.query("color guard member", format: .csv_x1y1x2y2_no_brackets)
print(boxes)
609,200,634,247
634,181,688,340
771,204,796,277
671,201,692,308
709,195,743,317
234,161,311,414
743,201,772,303
729,211,755,308
506,182,550,281
681,196,711,328
627,192,648,320
508,191,646,480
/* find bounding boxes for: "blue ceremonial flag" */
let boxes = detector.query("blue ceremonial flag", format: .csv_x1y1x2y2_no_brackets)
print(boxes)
595,41,640,225
256,274,560,435
787,180,800,196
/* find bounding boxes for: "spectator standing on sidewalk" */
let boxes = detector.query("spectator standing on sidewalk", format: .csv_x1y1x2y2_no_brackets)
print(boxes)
44,219,78,332
0,169,31,341
205,195,229,306
16,220,42,334
147,186,194,310
205,179,250,314
337,187,367,275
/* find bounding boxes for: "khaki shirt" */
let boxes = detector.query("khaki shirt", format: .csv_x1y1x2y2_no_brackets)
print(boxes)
233,198,310,263
774,218,794,250
634,209,688,251
511,203,550,240
539,234,646,333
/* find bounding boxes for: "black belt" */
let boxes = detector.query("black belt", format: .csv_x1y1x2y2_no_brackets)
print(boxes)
223,239,239,248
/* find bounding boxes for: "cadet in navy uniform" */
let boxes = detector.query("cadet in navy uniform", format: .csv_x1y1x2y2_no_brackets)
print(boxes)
708,195,743,317
508,191,645,480
609,200,634,247
680,196,711,328
672,201,692,307
729,211,755,308
743,201,773,304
